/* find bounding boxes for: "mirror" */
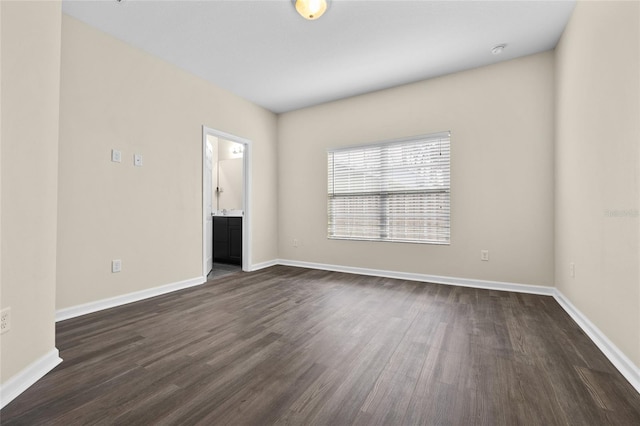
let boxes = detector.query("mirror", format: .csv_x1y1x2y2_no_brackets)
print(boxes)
207,135,244,214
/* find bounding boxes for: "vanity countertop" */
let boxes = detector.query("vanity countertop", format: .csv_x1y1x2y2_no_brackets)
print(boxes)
212,210,243,217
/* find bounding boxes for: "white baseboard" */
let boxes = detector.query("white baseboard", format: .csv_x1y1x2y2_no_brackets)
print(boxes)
0,348,62,409
276,259,555,296
55,276,206,322
249,259,279,271
276,258,639,394
553,289,640,393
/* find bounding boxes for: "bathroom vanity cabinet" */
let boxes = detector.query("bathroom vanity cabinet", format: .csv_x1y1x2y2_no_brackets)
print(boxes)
213,216,242,265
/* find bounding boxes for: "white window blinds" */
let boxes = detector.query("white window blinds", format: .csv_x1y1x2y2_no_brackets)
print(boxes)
328,132,450,244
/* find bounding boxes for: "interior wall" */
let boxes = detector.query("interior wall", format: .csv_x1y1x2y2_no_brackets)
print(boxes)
278,52,555,286
555,0,640,367
56,16,278,310
0,1,62,382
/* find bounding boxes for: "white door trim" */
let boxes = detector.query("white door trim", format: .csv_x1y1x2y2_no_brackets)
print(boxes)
202,126,252,274
204,138,214,275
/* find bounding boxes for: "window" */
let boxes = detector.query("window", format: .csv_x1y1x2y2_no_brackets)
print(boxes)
327,132,450,244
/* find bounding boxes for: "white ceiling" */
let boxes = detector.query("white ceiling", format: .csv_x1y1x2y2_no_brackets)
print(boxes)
62,0,576,113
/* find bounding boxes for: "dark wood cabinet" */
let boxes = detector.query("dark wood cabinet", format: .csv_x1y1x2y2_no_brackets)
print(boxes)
213,217,242,265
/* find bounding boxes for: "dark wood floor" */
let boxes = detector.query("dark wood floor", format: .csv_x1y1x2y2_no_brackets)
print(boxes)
2,266,639,425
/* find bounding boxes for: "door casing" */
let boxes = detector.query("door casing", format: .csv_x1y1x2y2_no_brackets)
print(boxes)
202,126,252,276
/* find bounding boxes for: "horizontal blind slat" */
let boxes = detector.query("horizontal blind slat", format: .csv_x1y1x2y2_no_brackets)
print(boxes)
328,132,450,244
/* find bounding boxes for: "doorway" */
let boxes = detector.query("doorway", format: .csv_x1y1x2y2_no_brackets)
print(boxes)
202,126,251,277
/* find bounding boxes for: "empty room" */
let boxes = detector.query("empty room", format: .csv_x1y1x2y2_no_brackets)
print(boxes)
1,0,639,424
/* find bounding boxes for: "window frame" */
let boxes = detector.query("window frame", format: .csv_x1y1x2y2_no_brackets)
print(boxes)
327,131,451,245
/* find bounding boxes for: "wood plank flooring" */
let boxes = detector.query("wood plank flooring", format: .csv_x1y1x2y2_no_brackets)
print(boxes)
2,265,639,425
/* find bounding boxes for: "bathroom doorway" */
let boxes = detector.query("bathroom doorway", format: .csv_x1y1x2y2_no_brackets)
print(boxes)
202,126,251,278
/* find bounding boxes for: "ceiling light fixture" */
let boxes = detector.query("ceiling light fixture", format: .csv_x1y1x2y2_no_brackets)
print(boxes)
294,0,328,20
491,44,507,55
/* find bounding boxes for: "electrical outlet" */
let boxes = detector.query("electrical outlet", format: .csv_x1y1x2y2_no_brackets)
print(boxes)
480,250,489,261
292,238,299,248
1,307,11,335
133,154,143,167
570,262,575,278
112,259,122,273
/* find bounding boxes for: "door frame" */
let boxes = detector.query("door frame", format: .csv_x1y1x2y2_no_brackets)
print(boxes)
202,126,252,276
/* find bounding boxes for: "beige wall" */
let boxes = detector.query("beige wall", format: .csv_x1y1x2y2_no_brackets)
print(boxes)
278,52,555,286
555,1,640,366
56,16,278,310
1,1,61,382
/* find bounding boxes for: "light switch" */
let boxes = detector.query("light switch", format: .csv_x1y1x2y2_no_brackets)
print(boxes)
111,149,122,163
480,250,489,261
134,154,143,167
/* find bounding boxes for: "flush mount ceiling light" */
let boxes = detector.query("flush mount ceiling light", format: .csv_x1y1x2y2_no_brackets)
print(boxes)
294,0,328,20
491,44,507,55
